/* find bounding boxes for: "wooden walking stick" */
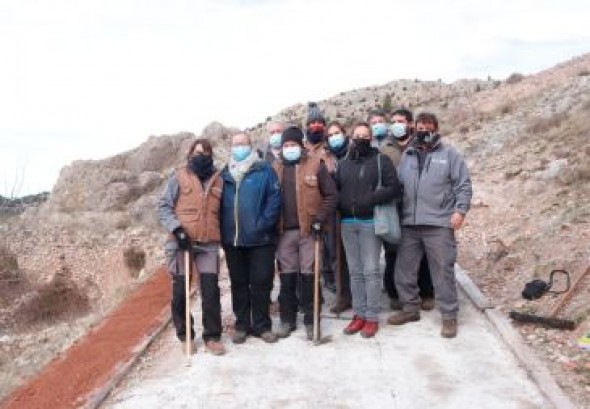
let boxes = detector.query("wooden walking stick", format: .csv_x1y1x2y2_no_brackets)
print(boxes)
184,250,192,361
334,214,342,315
313,235,332,345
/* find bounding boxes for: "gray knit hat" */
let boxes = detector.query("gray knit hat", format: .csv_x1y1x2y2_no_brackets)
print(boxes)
306,102,326,125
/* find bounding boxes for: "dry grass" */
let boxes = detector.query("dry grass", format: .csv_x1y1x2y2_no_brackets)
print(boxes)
526,113,565,134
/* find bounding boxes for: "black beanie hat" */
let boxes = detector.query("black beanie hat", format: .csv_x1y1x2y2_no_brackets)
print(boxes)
306,102,326,125
281,126,304,146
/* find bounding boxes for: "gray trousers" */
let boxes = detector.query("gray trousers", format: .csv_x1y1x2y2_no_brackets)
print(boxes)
394,226,458,319
341,222,382,321
277,229,315,275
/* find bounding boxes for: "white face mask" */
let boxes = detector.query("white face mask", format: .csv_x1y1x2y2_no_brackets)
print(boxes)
282,145,302,162
390,123,407,139
269,132,282,149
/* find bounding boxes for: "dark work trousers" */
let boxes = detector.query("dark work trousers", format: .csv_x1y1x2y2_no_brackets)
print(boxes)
383,241,434,300
168,243,222,342
224,244,276,335
325,216,351,297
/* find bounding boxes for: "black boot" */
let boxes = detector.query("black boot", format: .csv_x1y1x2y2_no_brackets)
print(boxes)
277,273,298,338
322,270,337,294
199,273,222,341
300,274,316,329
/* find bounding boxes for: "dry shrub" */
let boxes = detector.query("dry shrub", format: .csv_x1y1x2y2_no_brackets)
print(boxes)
123,246,146,278
559,162,590,186
17,268,90,326
578,69,590,77
498,101,514,115
0,245,30,308
526,113,564,134
505,72,525,84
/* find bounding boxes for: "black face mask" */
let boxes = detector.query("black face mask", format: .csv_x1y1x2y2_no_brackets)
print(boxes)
189,154,214,181
353,139,372,156
306,130,324,145
416,131,439,146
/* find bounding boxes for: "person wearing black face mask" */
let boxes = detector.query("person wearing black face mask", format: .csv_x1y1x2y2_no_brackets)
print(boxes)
388,112,472,339
158,138,226,356
303,102,338,294
336,121,401,338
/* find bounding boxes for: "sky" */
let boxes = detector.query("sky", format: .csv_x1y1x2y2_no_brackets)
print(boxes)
1,0,589,196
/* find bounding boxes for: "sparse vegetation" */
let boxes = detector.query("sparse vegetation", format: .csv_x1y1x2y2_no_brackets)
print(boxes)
123,246,146,277
526,113,564,134
505,72,525,84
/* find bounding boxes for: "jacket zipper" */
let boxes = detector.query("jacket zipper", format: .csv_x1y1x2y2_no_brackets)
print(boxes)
233,180,241,246
413,154,420,225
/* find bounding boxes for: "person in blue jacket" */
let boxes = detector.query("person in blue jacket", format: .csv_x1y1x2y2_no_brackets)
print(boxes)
220,131,282,345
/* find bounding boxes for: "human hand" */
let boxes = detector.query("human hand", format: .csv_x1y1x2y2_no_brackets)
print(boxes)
450,212,465,230
173,227,191,250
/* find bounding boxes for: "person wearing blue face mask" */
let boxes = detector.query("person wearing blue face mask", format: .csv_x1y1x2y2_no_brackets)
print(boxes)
263,120,285,164
272,126,338,340
324,121,352,314
368,109,390,145
219,132,282,345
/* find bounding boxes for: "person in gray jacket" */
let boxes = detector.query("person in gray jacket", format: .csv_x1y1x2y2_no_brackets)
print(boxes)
387,112,472,338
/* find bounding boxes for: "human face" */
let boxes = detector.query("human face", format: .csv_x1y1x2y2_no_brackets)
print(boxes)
268,122,284,135
416,120,437,133
192,144,210,156
391,114,409,125
327,125,345,138
283,141,299,149
369,115,386,126
231,133,251,147
351,124,371,141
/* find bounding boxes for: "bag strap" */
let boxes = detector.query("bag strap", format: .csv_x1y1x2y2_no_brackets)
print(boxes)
377,154,383,188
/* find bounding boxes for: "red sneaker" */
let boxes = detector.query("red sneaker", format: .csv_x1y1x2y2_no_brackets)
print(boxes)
343,315,365,335
361,321,379,338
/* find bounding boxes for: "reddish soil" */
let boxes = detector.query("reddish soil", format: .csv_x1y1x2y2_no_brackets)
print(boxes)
1,267,170,409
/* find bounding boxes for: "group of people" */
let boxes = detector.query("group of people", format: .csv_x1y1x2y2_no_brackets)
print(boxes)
158,102,473,356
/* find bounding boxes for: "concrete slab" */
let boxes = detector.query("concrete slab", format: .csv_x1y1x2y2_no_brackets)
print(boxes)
104,290,550,409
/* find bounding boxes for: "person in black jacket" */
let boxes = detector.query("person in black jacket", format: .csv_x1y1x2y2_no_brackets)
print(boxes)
336,121,401,338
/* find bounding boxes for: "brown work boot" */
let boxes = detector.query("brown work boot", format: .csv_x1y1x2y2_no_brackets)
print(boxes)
387,311,420,325
330,294,352,314
441,318,457,338
205,340,226,356
420,297,435,311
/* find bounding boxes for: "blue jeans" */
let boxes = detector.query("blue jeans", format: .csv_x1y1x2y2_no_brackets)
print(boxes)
341,222,382,321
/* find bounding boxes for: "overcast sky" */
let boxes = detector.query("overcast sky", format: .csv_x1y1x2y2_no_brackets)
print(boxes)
1,0,589,196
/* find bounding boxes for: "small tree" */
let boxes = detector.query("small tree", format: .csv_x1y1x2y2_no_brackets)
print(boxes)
382,93,393,113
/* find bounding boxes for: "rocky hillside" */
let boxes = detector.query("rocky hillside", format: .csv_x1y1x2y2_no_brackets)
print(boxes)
1,53,589,404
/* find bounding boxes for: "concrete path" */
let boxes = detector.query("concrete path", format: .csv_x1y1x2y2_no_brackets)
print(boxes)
103,288,549,409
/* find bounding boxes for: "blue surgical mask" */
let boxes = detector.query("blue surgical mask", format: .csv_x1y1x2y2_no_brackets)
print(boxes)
371,123,388,140
390,123,407,139
328,133,345,149
269,132,282,149
282,145,302,162
231,145,252,162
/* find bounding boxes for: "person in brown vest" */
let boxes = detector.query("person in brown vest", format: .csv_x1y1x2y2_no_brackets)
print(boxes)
273,126,339,340
158,138,225,355
304,102,338,293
